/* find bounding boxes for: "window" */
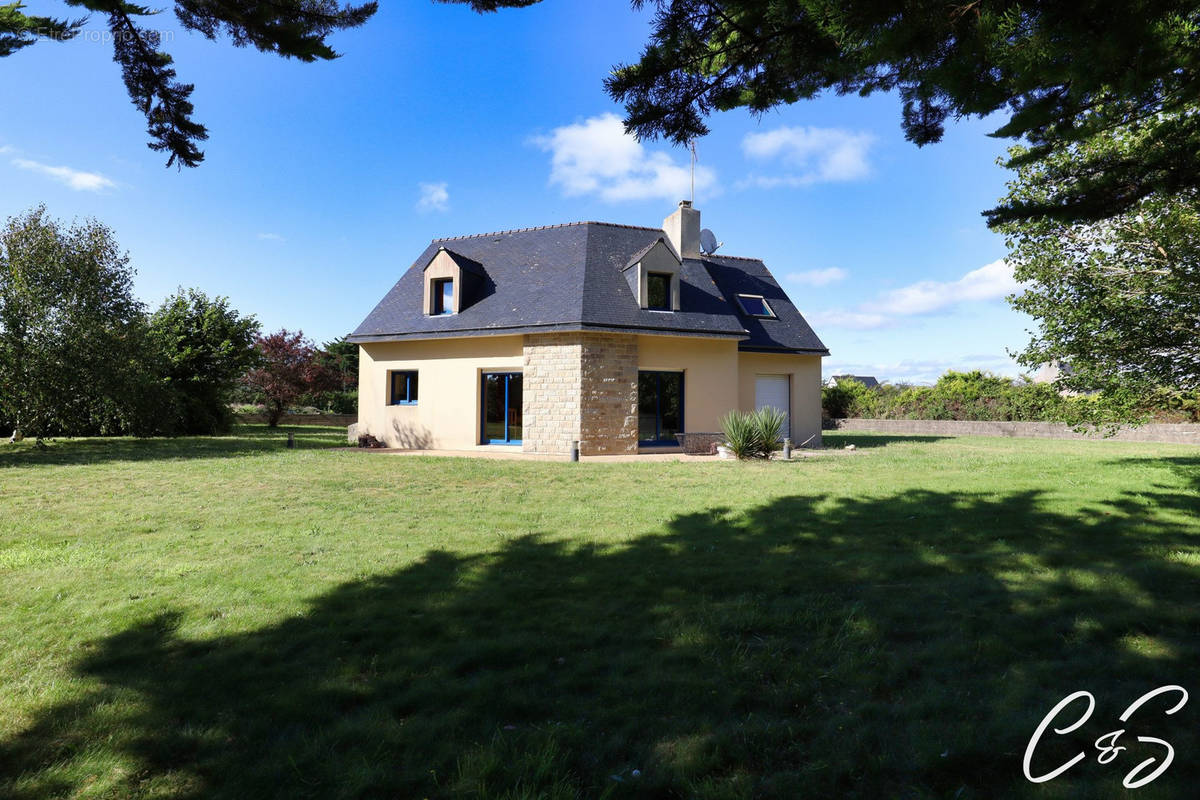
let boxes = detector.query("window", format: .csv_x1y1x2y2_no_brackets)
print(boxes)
432,278,454,315
737,294,775,318
638,371,683,445
482,372,522,444
390,370,418,405
647,272,672,310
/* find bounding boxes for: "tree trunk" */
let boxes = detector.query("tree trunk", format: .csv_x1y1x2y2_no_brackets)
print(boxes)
267,401,284,428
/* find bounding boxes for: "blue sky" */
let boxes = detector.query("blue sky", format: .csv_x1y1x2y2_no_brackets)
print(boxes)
2,0,1033,383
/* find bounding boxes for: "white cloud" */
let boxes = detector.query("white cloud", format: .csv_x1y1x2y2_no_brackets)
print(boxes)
823,354,1020,385
868,259,1019,316
741,126,875,187
417,181,450,212
12,157,115,192
0,145,13,155
786,267,847,287
807,309,891,330
532,113,717,202
809,260,1020,330
257,232,285,242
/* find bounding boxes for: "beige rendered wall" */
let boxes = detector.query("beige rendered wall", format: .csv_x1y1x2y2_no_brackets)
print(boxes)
357,333,821,451
637,334,740,434
737,352,824,447
357,336,523,449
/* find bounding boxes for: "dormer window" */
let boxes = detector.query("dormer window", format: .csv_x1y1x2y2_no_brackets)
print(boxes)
624,238,682,312
647,273,672,311
432,278,454,315
737,294,776,318
423,247,485,317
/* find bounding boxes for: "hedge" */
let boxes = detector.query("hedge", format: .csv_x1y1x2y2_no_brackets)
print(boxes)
822,371,1199,425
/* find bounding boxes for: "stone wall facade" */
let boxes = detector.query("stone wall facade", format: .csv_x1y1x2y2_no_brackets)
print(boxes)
522,333,584,454
521,332,639,455
579,333,639,455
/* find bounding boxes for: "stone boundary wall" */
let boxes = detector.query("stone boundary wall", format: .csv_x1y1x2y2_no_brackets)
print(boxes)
236,414,357,427
827,418,1200,445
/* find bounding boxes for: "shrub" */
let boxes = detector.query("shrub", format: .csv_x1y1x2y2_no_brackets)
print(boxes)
821,379,881,419
721,410,757,459
754,407,787,450
821,384,858,419
297,389,357,415
818,369,1194,427
720,407,786,460
324,390,358,415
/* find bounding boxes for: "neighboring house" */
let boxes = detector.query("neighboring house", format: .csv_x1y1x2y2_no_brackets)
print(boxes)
1032,360,1091,396
347,201,829,455
827,375,880,389
1032,361,1072,385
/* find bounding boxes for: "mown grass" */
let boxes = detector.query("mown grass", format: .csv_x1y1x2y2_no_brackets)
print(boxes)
1,426,1198,799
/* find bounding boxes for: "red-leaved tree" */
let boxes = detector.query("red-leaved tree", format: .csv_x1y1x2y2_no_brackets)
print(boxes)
243,330,332,427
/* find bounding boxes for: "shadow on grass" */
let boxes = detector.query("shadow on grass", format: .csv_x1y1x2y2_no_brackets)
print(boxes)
1113,455,1200,492
3,488,1200,799
0,424,346,468
822,431,952,448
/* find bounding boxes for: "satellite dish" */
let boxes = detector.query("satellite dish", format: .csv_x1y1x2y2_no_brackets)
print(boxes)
699,228,722,254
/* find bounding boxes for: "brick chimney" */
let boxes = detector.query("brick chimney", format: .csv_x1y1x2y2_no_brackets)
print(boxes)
662,200,701,259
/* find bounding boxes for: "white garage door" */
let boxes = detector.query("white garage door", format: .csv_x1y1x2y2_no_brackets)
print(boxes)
755,374,790,439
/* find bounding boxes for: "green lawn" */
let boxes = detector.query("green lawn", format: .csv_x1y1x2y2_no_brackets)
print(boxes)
1,426,1198,799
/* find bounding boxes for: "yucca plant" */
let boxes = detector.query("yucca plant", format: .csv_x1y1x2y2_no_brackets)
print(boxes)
720,409,760,459
721,407,787,459
753,406,787,453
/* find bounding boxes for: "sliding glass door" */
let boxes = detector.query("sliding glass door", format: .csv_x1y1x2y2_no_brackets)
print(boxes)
482,372,523,444
638,371,683,445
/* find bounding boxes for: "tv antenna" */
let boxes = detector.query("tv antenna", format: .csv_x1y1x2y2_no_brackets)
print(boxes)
689,140,697,203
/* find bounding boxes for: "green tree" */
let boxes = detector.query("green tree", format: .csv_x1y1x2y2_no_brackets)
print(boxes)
999,122,1200,399
2,0,376,167
14,1,1197,225
305,336,358,414
446,0,1200,226
0,206,152,439
146,288,260,434
317,337,358,393
14,0,1200,223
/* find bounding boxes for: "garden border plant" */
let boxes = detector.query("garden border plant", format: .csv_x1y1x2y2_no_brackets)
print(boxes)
720,407,787,460
821,370,1198,428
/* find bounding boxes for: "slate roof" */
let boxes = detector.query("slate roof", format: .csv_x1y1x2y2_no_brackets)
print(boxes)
348,221,828,355
831,375,880,389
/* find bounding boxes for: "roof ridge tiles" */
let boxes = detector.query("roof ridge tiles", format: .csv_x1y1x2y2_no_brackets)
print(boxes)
706,253,761,262
432,220,661,242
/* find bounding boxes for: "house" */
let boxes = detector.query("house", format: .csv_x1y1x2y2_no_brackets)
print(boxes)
1032,360,1091,396
826,375,880,389
347,201,829,455
1032,361,1072,385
